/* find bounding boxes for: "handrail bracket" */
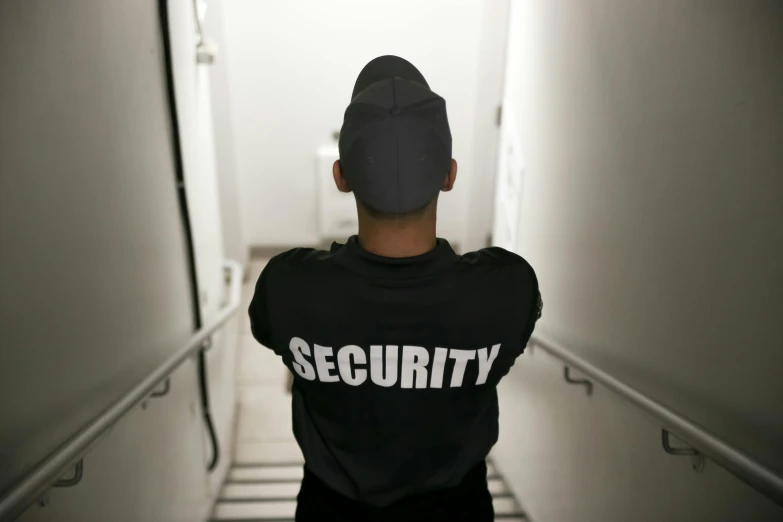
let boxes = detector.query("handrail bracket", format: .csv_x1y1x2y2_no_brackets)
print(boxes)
662,429,706,473
563,366,593,396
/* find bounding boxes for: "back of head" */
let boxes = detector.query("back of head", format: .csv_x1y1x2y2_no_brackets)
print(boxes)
337,56,453,220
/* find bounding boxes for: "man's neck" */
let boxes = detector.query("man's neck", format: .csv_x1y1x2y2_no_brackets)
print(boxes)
357,221,437,258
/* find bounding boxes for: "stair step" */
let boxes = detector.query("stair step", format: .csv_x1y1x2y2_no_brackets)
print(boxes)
212,499,296,520
486,461,498,477
234,441,303,465
493,496,523,516
221,482,301,501
488,477,509,495
220,477,508,502
227,463,498,483
211,496,523,521
227,465,303,483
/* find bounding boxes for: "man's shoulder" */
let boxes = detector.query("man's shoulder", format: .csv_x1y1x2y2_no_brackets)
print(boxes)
459,246,538,291
259,246,340,280
269,246,330,266
460,246,533,269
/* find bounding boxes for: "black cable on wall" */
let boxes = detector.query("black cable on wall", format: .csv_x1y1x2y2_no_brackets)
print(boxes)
157,0,221,472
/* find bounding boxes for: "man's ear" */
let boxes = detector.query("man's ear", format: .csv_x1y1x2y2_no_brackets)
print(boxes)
333,160,352,193
441,159,458,192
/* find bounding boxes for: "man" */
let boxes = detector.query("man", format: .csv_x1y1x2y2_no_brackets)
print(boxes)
249,55,542,522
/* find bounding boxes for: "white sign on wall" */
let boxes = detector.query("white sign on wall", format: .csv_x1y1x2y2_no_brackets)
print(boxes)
491,103,525,253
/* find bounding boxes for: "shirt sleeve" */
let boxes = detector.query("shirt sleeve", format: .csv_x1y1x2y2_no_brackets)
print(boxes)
248,260,275,352
521,291,542,350
521,261,542,351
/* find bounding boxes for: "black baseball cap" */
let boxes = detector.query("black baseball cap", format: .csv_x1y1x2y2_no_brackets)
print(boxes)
338,56,452,214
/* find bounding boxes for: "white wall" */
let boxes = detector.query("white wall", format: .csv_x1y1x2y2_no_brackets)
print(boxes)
167,0,238,496
491,1,783,521
221,0,506,250
1,0,238,520
205,0,248,268
466,0,510,251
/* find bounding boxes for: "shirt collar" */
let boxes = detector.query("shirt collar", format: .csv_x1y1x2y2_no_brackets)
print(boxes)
330,235,458,278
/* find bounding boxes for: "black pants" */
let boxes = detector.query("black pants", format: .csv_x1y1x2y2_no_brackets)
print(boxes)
295,461,494,522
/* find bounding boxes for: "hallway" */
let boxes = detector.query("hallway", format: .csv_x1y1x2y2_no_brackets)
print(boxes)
210,259,529,521
2,1,783,521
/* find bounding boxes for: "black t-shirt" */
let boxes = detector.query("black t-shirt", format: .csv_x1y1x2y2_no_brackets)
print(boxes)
249,236,541,507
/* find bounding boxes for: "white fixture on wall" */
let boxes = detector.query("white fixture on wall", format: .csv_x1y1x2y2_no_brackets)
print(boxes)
316,147,358,240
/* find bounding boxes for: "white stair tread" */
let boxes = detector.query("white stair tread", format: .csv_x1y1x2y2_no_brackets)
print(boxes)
213,500,296,520
493,496,521,515
488,477,508,495
229,457,493,477
234,445,493,473
226,466,497,484
228,465,303,482
234,441,303,464
221,482,300,500
213,496,520,520
486,461,498,476
221,478,507,501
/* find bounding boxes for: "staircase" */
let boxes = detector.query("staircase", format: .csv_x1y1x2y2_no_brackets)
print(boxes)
211,446,528,521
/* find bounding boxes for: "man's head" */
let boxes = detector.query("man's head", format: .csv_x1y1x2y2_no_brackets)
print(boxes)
334,56,457,226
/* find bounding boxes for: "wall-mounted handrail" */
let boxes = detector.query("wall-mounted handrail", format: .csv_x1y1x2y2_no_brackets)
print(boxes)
0,260,243,521
529,333,783,507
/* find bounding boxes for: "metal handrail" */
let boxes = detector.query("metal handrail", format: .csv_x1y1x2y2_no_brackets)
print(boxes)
0,259,243,521
529,333,783,507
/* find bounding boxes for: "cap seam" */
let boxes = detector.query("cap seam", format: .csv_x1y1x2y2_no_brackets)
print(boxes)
403,111,451,153
393,78,401,213
339,113,389,155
